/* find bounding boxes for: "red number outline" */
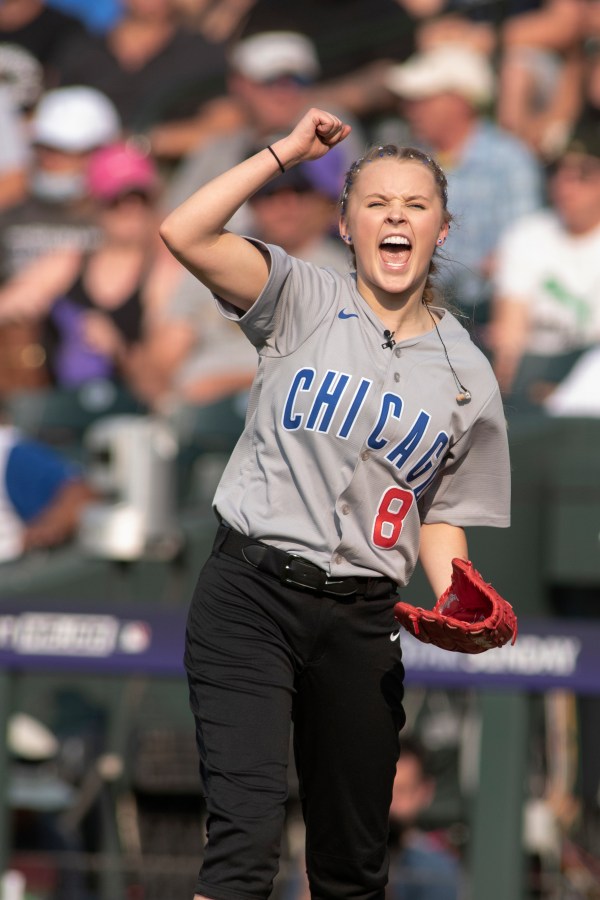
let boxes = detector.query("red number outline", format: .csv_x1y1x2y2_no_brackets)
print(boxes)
372,486,414,549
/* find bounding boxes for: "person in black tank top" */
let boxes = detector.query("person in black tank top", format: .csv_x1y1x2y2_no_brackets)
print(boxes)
0,142,183,401
44,256,146,388
37,142,171,390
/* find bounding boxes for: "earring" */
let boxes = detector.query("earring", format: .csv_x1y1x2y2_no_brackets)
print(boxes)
342,235,352,243
436,238,444,246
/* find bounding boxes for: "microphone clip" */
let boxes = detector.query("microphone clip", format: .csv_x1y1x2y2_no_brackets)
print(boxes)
382,329,396,350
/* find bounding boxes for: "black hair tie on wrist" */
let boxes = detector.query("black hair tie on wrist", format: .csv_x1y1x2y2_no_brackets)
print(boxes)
267,145,285,174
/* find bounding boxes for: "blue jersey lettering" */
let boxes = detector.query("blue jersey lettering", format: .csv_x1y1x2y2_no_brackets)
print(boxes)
337,378,372,439
282,368,315,430
386,411,431,469
367,393,403,450
407,432,448,482
282,369,451,501
306,370,351,432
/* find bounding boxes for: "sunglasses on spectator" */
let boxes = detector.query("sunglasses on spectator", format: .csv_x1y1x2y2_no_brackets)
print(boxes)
257,74,313,88
102,190,154,208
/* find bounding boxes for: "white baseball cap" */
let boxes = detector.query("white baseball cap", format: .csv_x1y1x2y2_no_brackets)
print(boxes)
229,31,320,83
386,44,495,108
31,86,121,153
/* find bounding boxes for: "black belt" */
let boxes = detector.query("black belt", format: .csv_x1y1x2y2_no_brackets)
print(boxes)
215,524,397,599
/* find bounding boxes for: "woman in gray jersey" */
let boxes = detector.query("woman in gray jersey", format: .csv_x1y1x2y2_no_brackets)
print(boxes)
160,108,510,900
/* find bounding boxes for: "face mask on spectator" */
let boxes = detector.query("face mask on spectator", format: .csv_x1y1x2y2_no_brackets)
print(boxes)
30,169,87,203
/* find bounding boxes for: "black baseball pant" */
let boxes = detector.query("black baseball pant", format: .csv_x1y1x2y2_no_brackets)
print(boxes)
184,530,406,900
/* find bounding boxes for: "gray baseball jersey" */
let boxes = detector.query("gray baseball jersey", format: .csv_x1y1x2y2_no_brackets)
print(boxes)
213,241,510,588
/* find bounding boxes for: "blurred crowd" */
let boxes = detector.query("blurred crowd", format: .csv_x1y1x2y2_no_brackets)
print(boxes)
0,0,599,556
1,3,600,897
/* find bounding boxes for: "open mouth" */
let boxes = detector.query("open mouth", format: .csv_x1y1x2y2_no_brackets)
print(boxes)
379,235,412,267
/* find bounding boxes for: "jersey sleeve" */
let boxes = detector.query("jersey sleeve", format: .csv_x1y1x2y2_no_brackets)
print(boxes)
215,240,340,354
418,388,511,527
5,441,81,523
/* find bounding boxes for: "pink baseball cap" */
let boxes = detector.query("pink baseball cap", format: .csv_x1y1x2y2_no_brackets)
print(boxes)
87,142,159,202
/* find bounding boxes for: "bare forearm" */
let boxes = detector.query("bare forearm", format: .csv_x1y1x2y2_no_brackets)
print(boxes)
0,169,27,211
419,522,468,599
160,143,286,254
159,109,350,260
503,1,582,50
0,250,80,324
487,296,530,394
159,108,351,310
158,142,290,306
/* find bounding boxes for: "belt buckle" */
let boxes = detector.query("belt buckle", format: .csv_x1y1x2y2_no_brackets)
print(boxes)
282,556,359,597
282,556,326,592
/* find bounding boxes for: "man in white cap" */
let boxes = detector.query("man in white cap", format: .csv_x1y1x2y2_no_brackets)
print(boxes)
164,30,364,234
386,43,543,328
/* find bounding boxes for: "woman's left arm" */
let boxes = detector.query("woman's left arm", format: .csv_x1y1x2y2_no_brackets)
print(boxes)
419,522,468,599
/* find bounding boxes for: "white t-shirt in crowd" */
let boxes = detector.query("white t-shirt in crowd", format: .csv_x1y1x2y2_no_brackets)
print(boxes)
494,210,600,355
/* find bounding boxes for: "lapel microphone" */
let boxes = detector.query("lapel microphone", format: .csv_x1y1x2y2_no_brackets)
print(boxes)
382,329,396,350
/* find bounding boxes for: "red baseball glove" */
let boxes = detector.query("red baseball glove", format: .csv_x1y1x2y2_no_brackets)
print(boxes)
394,558,517,654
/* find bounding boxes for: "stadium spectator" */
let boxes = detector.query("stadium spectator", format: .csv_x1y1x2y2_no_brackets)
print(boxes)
281,736,462,899
0,142,181,398
126,152,349,417
0,85,121,283
399,0,497,56
45,0,123,34
0,395,96,561
0,85,120,393
489,124,600,411
237,0,418,131
53,0,229,136
0,0,85,85
399,0,584,159
495,1,584,160
385,43,544,327
564,32,600,142
177,0,258,43
239,0,417,82
387,737,462,900
164,30,364,232
128,270,258,416
247,152,349,271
